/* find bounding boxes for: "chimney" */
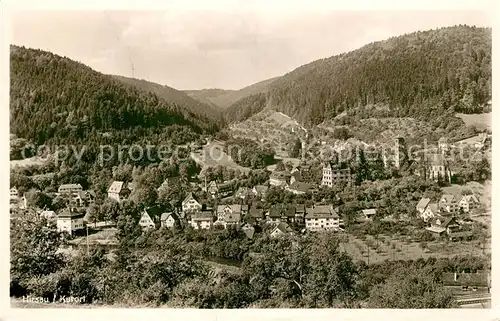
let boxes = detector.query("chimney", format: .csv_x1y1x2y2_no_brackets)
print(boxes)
454,272,458,281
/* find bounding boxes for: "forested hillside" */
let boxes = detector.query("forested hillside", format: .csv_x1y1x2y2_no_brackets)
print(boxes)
113,75,225,126
226,25,491,125
186,77,278,109
10,46,220,147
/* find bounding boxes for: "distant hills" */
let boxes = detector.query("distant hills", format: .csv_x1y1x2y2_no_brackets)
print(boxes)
10,46,221,146
10,25,492,149
224,25,492,126
185,77,278,109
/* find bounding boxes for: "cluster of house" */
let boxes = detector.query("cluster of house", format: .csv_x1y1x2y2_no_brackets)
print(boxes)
10,184,96,210
136,192,344,238
416,193,480,241
10,184,94,236
269,163,315,195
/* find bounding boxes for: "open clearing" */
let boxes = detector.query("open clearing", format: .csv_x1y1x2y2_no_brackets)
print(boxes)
456,112,492,131
340,233,489,264
191,140,251,173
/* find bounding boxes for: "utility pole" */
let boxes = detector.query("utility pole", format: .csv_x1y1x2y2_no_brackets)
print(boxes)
86,224,89,256
367,245,370,265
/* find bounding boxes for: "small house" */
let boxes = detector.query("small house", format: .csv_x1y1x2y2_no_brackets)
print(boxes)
459,194,480,213
107,181,132,202
182,192,202,213
361,208,377,220
189,211,214,230
56,208,85,235
160,212,179,229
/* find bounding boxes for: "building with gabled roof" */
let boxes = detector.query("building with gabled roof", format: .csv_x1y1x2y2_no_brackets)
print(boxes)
304,205,340,232
459,194,480,213
189,210,214,230
56,208,85,235
160,212,179,228
182,192,202,213
107,181,133,202
439,194,460,214
269,171,291,187
267,221,294,238
361,208,377,220
416,197,431,215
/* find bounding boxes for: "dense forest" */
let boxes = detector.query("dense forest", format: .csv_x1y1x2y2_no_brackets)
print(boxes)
10,46,220,147
185,77,278,109
225,25,491,125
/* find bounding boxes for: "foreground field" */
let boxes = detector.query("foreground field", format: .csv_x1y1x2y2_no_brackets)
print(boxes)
340,233,490,264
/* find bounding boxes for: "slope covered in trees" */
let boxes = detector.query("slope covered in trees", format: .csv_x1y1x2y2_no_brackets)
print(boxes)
113,75,225,127
10,46,220,146
186,77,278,109
226,25,491,125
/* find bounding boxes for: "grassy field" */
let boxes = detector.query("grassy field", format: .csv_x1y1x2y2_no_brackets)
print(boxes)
190,140,251,173
456,112,492,131
229,108,307,158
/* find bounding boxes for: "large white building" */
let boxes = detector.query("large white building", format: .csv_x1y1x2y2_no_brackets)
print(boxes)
304,205,340,232
321,163,353,187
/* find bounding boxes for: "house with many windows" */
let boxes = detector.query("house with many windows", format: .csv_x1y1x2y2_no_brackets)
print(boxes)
304,205,340,231
439,194,461,215
321,163,353,187
189,211,214,230
459,194,480,213
56,208,85,235
215,204,248,228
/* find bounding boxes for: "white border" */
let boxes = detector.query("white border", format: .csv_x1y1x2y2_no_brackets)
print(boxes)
1,0,498,320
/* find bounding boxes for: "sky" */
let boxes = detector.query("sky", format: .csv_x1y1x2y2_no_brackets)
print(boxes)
10,10,490,90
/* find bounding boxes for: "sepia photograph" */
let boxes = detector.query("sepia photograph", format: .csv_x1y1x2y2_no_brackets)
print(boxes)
3,0,494,313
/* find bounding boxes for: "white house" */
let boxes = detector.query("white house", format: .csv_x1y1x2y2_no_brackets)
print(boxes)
304,205,340,232
361,208,377,220
459,195,480,213
40,210,56,220
56,208,85,235
190,211,214,230
139,207,164,230
160,212,179,228
10,187,19,199
269,222,294,238
439,194,460,214
182,193,202,213
421,203,439,222
215,204,248,228
107,181,132,202
416,198,431,215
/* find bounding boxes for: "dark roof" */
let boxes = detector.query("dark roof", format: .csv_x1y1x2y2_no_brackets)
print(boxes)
442,272,490,287
58,208,85,219
268,204,296,218
160,212,178,221
144,206,165,219
248,207,264,218
273,222,293,234
305,205,339,219
441,216,458,228
295,204,306,214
